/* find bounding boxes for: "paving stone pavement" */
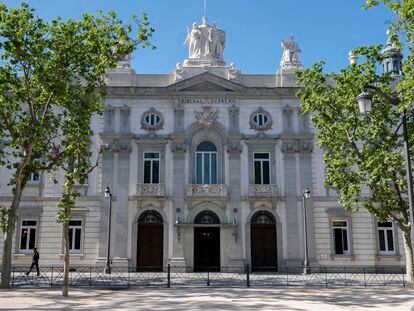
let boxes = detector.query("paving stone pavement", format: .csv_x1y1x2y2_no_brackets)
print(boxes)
0,287,413,310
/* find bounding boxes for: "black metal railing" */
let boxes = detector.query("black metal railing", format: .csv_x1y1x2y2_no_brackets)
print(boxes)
2,265,406,288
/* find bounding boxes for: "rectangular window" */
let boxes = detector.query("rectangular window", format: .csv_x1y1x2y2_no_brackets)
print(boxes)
254,153,270,184
195,152,218,184
196,153,203,184
378,221,395,255
332,220,350,255
20,220,37,251
29,172,40,183
143,152,160,184
69,220,82,253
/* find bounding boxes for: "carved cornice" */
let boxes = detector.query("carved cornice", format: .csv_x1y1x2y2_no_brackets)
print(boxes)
104,85,301,100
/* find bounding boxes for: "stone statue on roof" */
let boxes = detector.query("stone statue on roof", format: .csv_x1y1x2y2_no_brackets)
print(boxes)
184,17,226,65
280,34,303,70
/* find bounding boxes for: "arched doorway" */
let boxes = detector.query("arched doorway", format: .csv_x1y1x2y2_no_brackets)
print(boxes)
137,210,163,271
250,211,277,271
194,210,220,272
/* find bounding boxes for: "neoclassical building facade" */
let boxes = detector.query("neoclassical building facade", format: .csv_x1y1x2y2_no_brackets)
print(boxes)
0,17,405,271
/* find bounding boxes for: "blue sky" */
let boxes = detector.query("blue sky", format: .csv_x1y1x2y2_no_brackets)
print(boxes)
4,0,393,74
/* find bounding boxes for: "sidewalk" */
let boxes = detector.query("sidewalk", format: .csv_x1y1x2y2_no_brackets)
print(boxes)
0,287,412,310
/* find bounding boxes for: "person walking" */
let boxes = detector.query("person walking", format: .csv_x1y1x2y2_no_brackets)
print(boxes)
25,248,40,276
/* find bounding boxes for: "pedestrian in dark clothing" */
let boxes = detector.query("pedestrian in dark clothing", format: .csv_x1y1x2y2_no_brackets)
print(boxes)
25,248,40,276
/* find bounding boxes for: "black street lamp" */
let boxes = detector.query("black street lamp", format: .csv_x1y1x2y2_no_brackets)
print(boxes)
104,187,113,274
356,86,414,252
302,187,311,275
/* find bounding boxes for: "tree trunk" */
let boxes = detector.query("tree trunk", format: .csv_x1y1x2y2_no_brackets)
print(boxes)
0,186,24,288
62,210,70,297
402,230,414,287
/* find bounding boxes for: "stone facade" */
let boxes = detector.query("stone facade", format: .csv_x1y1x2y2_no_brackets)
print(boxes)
0,17,405,270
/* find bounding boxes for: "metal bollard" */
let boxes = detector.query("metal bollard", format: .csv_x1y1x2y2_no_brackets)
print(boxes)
246,263,250,287
363,267,367,288
167,264,171,288
11,266,15,287
50,267,54,287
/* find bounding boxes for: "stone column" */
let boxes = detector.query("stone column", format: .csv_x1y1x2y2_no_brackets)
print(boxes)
98,145,114,260
169,102,187,268
97,141,131,267
120,106,131,133
112,143,131,266
170,142,187,269
227,142,245,269
281,141,301,265
299,141,315,262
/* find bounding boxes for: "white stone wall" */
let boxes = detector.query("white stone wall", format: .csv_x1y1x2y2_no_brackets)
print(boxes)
0,67,406,269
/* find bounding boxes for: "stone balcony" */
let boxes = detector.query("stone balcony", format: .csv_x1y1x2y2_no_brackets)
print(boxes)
186,184,228,198
248,184,279,198
136,183,165,197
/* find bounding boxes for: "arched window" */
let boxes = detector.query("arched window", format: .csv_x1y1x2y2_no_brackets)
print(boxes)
194,210,220,224
196,141,217,184
251,211,276,224
138,210,163,224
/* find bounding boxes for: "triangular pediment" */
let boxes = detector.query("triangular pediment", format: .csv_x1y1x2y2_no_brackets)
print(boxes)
184,81,233,91
167,72,246,93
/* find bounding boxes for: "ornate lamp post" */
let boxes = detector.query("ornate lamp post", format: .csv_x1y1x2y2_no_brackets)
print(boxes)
356,87,414,252
302,187,311,275
104,187,113,274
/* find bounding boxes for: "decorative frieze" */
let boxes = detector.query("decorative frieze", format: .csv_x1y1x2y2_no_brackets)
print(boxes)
136,183,165,197
300,143,314,153
100,141,131,153
281,142,313,153
171,143,187,153
194,104,219,128
248,184,279,197
187,184,228,197
281,143,299,153
226,143,242,154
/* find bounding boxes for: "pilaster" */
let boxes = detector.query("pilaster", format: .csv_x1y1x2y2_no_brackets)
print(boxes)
170,141,187,266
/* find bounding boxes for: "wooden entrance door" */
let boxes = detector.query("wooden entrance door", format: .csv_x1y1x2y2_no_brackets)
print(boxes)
194,227,220,271
137,223,163,271
251,224,277,271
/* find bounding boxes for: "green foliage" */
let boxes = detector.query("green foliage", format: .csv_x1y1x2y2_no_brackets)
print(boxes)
296,46,412,232
297,1,414,236
0,2,153,226
365,1,414,111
